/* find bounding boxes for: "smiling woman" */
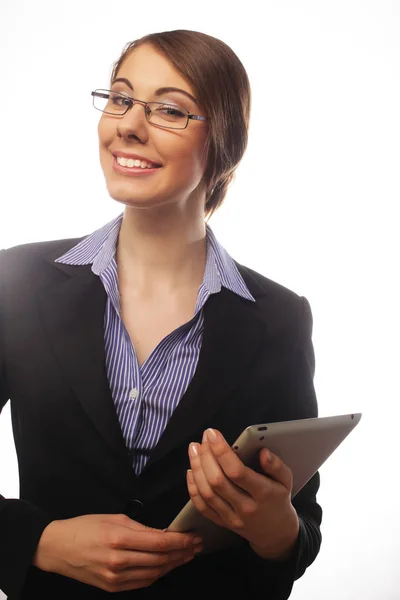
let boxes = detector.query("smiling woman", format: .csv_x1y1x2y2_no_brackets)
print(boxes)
0,29,322,600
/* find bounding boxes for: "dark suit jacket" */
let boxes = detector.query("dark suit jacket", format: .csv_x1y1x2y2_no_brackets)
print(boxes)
0,236,322,599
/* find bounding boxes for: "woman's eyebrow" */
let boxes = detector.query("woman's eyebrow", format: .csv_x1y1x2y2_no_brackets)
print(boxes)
112,77,198,106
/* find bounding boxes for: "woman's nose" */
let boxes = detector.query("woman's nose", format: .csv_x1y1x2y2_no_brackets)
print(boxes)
117,102,148,138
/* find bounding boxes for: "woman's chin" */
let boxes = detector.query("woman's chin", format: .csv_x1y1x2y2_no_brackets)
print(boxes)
107,188,171,211
105,180,191,211
106,181,150,203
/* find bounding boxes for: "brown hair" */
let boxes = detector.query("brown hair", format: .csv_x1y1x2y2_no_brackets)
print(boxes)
110,29,251,219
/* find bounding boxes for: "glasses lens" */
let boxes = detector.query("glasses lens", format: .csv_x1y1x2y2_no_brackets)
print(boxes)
93,90,131,114
147,103,188,129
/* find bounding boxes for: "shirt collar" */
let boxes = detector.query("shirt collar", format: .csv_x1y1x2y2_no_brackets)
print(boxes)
55,212,255,302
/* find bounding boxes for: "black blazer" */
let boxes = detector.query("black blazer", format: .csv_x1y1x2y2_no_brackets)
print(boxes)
0,236,322,599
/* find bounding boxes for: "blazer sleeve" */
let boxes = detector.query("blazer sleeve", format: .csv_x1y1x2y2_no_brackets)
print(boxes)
0,249,53,599
222,295,322,597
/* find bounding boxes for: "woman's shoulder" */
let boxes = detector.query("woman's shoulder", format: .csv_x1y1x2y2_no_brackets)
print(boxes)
1,236,84,283
234,261,313,341
4,236,83,258
235,261,304,303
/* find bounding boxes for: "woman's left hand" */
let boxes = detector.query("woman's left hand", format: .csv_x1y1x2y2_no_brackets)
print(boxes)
186,428,300,559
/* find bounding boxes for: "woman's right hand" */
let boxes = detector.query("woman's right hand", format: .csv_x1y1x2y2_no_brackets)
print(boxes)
32,513,202,592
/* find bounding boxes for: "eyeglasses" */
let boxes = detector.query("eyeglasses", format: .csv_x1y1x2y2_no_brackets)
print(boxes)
91,89,207,130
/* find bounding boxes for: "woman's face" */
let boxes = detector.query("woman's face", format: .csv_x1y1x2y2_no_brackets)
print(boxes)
97,43,209,211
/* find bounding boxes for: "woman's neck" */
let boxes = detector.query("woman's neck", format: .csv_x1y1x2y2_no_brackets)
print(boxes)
115,204,207,294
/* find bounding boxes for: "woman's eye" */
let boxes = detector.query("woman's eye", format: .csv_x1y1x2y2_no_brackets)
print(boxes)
159,105,185,117
110,94,129,106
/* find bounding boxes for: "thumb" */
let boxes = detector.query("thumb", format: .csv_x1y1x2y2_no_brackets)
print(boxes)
123,519,159,532
259,447,275,474
103,514,156,531
123,519,171,534
259,448,293,493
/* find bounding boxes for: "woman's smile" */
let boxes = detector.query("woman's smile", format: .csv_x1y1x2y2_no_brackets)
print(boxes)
112,155,162,177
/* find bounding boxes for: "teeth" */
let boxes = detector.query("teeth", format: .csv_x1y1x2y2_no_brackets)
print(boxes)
116,156,156,169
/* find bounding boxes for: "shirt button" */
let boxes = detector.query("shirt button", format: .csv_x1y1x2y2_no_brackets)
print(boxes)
129,388,138,400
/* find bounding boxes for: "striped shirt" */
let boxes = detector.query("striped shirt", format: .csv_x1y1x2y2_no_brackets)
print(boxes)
55,213,255,474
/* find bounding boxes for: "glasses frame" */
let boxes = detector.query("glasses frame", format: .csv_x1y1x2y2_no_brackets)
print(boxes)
91,89,207,130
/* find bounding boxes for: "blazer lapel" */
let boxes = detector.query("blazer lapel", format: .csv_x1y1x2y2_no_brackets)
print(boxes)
144,272,268,471
37,244,267,474
37,250,131,467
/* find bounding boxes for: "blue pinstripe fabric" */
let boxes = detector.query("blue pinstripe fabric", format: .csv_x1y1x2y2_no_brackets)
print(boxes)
56,213,255,473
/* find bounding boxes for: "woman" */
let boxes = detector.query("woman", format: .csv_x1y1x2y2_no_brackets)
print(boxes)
0,30,322,598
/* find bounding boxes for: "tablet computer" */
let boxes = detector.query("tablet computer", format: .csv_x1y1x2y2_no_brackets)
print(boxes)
167,412,362,553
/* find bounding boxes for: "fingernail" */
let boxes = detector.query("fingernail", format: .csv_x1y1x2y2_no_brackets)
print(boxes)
189,443,198,457
267,449,273,463
193,536,202,545
206,428,218,443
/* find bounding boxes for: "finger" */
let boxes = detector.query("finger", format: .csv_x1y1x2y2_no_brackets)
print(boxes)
103,557,190,592
186,468,224,526
197,434,256,513
110,526,200,553
108,546,201,571
103,578,156,593
106,564,181,583
100,514,165,534
107,555,194,592
116,515,184,535
189,443,235,522
109,515,200,541
203,429,268,498
259,448,293,494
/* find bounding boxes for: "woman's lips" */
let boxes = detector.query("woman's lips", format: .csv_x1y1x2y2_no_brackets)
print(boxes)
112,156,161,176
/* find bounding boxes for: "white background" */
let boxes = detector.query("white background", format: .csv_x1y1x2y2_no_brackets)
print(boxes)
0,1,399,598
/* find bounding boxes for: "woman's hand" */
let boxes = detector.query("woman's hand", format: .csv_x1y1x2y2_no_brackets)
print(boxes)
32,513,202,592
186,428,299,560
